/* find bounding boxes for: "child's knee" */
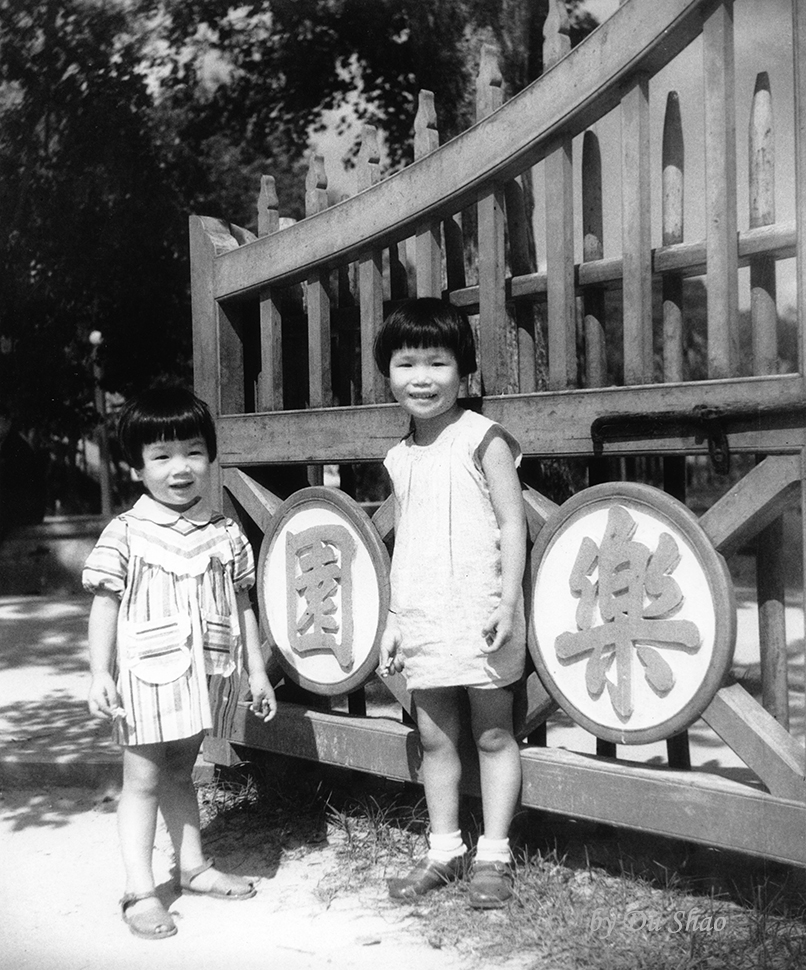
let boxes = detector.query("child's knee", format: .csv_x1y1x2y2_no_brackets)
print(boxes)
122,756,161,797
475,725,515,755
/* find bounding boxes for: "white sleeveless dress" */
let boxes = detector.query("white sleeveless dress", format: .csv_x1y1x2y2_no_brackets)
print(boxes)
384,409,526,691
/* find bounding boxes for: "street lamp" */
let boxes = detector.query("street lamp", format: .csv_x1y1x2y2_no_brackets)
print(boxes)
89,330,112,518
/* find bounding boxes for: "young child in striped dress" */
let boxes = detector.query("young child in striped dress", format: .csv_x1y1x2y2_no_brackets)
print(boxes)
83,384,276,941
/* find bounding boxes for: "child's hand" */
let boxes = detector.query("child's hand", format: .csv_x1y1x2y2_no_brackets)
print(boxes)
249,674,277,723
88,673,120,720
481,603,516,654
378,616,404,677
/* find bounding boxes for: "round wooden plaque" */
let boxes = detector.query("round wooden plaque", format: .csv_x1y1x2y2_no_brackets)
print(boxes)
257,486,390,696
529,483,735,745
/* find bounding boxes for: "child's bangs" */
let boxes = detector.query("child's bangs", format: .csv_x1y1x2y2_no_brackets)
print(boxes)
118,384,218,468
395,318,451,353
140,411,206,448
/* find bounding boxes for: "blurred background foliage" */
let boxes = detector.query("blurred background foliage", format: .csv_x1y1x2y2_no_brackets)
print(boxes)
0,0,597,512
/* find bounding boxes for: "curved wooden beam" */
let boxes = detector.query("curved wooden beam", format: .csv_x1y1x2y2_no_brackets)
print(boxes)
210,0,720,298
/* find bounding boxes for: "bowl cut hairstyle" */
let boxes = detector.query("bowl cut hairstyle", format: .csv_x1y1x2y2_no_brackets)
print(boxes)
118,385,217,470
373,297,477,378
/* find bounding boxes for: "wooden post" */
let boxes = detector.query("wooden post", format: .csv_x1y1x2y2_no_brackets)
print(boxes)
335,194,358,410
662,92,685,386
661,91,687,505
414,91,442,297
444,212,466,295
580,130,616,759
703,0,739,378
305,154,331,485
257,175,284,412
621,74,653,385
357,126,385,405
476,44,510,395
189,216,242,503
582,130,606,391
794,0,806,777
543,0,576,391
505,176,539,392
749,71,788,730
582,129,610,496
660,91,690,769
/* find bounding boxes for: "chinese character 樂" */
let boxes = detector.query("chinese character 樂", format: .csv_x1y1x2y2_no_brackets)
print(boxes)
555,505,700,719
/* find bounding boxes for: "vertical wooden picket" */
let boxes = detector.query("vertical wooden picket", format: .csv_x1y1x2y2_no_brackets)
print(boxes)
703,0,739,378
257,175,284,412
357,126,385,405
543,0,576,391
622,75,653,384
662,93,685,385
415,91,442,298
794,0,806,776
305,155,331,488
476,45,509,395
582,130,606,390
749,72,789,729
305,154,332,412
506,175,539,392
659,94,691,772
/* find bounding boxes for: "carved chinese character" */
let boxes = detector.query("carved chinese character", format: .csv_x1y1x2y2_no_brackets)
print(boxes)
555,505,700,720
286,524,355,668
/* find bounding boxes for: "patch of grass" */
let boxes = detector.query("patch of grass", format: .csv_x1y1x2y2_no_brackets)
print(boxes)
195,759,806,969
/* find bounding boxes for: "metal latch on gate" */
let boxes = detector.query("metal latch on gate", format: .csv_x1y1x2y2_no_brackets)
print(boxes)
589,403,806,476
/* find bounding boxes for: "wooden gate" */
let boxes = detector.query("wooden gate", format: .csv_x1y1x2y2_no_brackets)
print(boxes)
190,0,806,866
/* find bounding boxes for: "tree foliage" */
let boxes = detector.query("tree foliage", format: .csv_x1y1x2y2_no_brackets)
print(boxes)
0,0,190,435
150,0,597,170
0,0,597,509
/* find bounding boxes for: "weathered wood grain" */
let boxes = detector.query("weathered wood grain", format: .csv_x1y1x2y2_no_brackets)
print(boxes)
703,0,739,378
701,683,805,798
222,468,283,535
699,454,801,556
227,702,806,865
216,376,806,465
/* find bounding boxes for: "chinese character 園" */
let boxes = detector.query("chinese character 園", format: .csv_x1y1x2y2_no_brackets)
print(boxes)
286,524,355,669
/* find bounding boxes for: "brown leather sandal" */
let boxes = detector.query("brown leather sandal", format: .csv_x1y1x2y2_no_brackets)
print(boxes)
179,857,256,900
120,890,177,940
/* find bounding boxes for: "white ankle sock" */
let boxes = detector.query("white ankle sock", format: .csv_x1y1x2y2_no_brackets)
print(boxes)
427,830,467,863
475,835,510,864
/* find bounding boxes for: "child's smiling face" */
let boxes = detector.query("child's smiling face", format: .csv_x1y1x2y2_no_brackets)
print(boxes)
134,437,211,511
388,345,462,426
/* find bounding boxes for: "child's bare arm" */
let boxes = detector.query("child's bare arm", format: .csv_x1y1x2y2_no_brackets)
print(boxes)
87,591,121,718
237,591,277,722
378,611,404,677
479,431,527,653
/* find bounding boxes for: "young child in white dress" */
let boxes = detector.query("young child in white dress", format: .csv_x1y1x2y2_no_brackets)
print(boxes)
83,385,276,940
374,298,527,909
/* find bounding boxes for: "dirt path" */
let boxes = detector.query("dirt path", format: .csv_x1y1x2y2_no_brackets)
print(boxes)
0,783,503,970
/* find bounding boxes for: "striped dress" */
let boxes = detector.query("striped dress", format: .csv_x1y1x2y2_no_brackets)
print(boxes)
82,494,254,746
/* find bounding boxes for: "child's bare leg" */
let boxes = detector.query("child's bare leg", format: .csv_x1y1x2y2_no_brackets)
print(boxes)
415,687,464,835
466,687,520,907
160,733,254,897
158,733,205,871
388,688,466,899
468,686,521,840
118,744,173,927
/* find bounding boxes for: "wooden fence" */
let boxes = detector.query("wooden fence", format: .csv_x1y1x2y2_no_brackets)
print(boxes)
190,0,806,867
